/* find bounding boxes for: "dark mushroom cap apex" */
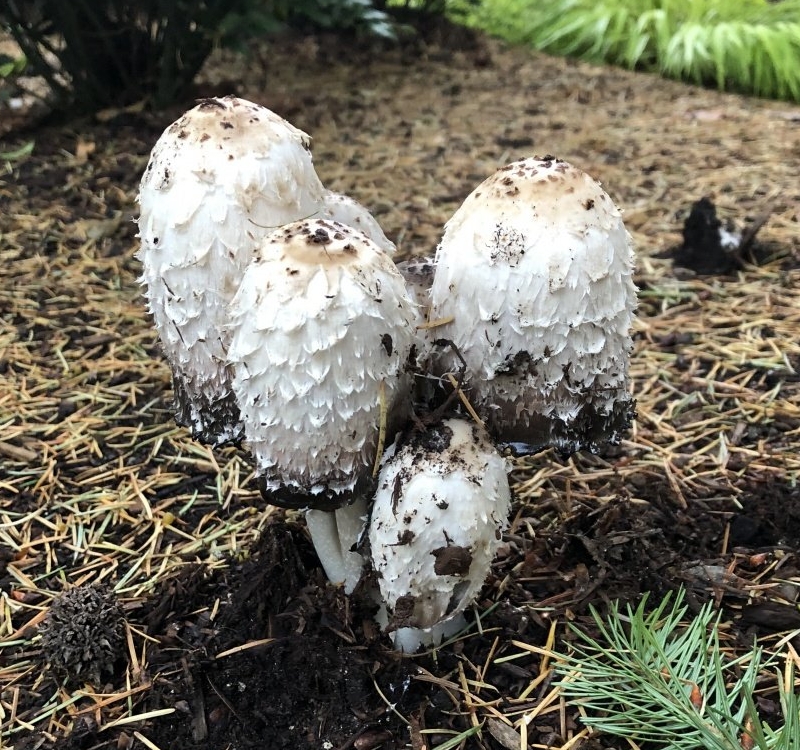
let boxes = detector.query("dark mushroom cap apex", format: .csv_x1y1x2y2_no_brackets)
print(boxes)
273,218,377,268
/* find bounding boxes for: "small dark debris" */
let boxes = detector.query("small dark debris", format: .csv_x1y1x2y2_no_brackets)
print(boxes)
390,594,417,628
495,135,534,149
197,98,226,110
432,545,473,576
39,583,126,685
672,197,740,274
394,529,415,546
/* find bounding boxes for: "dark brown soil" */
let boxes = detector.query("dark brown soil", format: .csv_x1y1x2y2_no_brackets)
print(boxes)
2,21,800,750
44,479,800,750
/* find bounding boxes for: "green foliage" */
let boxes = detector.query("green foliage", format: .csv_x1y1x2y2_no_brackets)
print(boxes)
383,0,481,18
555,589,800,750
0,52,34,161
0,0,400,114
0,1,251,112
283,0,395,37
0,50,27,109
1,140,35,163
0,52,26,80
466,0,800,101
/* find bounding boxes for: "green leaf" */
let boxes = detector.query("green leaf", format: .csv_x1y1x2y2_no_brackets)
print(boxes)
431,724,483,750
0,55,26,78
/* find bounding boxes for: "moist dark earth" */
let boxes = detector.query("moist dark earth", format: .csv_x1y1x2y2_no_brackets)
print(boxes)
50,481,800,750
2,20,800,750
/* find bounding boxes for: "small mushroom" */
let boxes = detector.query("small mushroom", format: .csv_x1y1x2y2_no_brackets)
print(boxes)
226,218,418,591
429,156,637,455
395,256,438,405
137,96,326,445
368,418,511,651
395,256,434,314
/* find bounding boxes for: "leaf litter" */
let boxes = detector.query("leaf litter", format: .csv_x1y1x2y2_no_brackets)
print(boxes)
1,23,800,750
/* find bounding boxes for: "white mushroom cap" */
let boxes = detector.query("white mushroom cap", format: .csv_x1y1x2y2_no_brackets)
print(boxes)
317,191,396,256
429,156,637,455
137,96,326,444
397,257,434,373
226,218,417,509
368,418,511,650
395,256,434,322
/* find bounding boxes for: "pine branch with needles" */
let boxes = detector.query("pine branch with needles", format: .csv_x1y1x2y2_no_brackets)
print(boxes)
555,589,800,750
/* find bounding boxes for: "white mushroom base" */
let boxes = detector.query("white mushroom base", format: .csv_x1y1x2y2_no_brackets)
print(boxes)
374,602,468,653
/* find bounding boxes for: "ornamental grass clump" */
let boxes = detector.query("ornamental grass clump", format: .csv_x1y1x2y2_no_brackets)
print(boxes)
468,0,800,102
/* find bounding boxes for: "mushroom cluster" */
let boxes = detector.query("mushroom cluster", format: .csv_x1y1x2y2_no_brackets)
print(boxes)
137,97,637,651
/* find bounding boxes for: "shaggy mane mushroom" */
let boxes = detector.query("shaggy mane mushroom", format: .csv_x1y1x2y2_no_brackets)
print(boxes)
369,418,511,652
226,217,418,591
137,96,327,445
429,156,637,455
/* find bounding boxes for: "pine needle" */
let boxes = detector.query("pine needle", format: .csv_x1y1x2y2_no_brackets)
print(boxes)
555,589,800,750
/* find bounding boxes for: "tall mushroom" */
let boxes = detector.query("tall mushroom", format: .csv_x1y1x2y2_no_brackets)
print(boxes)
369,418,511,652
226,218,418,592
429,156,637,455
137,96,326,445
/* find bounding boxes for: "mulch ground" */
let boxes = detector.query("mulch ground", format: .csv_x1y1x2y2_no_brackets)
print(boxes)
1,22,800,750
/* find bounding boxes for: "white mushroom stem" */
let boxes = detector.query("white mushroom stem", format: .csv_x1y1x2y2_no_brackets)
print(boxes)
393,617,468,653
373,603,468,653
305,496,369,595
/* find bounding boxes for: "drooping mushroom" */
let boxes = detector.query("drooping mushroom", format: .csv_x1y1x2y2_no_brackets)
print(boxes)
429,156,637,456
137,95,326,445
394,256,439,407
226,218,418,591
368,418,511,652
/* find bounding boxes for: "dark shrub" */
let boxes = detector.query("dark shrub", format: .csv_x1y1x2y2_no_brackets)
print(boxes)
0,0,402,113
